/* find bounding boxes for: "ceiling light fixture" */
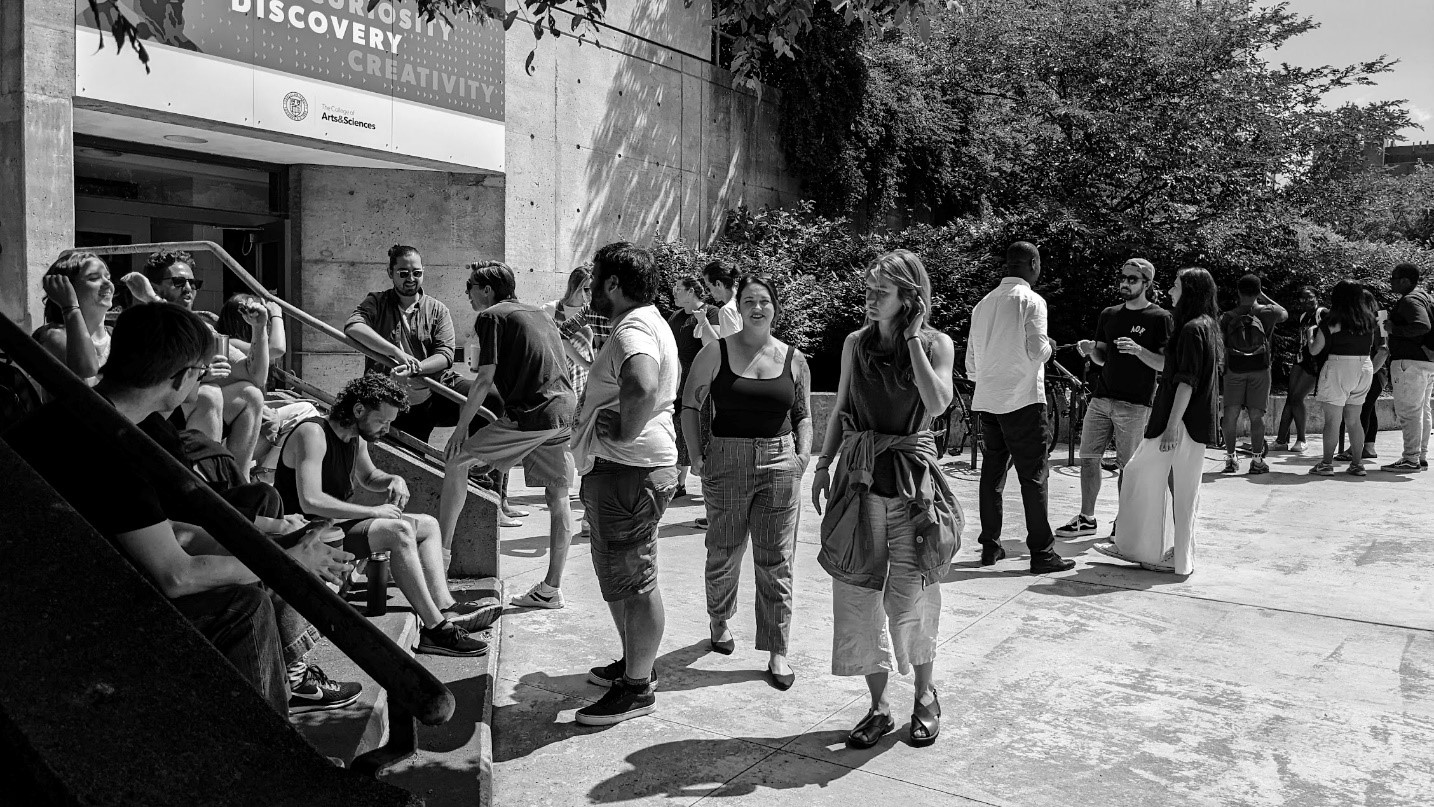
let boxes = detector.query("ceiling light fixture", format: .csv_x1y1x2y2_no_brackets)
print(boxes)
163,134,209,144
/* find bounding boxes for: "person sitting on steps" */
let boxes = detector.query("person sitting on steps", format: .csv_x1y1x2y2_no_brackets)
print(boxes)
275,374,490,657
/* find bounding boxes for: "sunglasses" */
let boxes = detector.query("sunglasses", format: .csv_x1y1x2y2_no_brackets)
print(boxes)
166,276,203,290
1118,274,1144,285
395,270,424,279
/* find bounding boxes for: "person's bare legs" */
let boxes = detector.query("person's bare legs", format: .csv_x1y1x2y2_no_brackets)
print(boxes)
607,588,664,681
913,660,936,711
1320,403,1344,463
368,518,447,628
1222,407,1241,456
439,455,477,555
222,383,264,482
864,671,890,716
543,485,572,588
409,514,457,611
1078,457,1102,516
1248,408,1267,456
186,384,225,442
1344,403,1365,466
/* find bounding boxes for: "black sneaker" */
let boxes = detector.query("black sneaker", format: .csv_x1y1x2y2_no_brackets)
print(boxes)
416,621,489,657
1054,514,1097,539
442,599,500,631
575,677,656,726
587,658,660,688
288,664,363,714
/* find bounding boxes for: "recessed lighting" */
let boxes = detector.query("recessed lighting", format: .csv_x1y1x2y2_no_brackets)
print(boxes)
163,134,208,144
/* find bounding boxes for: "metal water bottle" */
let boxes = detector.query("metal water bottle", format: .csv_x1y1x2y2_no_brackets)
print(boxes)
365,552,391,616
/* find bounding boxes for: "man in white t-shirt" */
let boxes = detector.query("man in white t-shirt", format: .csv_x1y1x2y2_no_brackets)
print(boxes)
569,242,681,727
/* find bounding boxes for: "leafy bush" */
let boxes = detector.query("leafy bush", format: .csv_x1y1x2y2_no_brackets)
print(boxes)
653,204,1434,389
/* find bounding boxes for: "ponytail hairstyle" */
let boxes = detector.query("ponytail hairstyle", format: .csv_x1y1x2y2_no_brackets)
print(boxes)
856,249,934,385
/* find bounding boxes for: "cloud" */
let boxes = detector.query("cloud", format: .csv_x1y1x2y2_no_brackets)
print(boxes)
1407,103,1434,123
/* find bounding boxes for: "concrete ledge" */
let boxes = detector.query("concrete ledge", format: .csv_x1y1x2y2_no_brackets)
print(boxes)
294,612,418,766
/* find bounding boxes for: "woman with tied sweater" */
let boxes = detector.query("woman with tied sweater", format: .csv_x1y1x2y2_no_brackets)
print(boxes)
1308,281,1385,477
1095,267,1222,575
681,274,812,691
812,249,962,749
34,252,114,388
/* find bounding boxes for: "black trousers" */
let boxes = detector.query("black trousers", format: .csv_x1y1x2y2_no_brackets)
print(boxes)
977,403,1059,563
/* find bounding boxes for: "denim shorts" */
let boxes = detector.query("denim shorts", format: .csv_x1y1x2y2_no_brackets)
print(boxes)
581,459,680,602
1077,396,1150,464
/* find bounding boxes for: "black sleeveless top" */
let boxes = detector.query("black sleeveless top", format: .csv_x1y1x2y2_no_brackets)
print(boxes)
276,417,356,516
710,339,797,438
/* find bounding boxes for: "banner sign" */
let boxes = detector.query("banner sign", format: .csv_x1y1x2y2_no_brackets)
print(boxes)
75,0,505,170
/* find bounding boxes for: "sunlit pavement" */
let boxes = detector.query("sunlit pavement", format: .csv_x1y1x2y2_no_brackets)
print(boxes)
486,435,1432,807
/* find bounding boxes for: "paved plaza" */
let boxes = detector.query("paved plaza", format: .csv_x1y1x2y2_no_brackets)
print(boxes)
480,436,1431,807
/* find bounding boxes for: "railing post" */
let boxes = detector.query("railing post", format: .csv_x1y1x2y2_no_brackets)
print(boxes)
351,699,418,777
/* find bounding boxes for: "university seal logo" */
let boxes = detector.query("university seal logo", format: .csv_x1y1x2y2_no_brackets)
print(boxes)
282,92,309,122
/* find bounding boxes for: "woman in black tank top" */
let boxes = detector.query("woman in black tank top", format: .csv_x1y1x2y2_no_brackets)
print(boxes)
680,274,812,692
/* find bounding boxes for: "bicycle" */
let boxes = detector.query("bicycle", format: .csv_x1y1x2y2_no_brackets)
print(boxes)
1045,349,1092,467
934,372,979,466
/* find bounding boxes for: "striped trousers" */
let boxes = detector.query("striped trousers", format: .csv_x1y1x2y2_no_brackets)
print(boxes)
702,434,802,655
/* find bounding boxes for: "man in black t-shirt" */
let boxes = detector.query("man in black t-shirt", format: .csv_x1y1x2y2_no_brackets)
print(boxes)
1056,259,1174,539
1218,274,1288,474
5,304,357,716
441,262,578,611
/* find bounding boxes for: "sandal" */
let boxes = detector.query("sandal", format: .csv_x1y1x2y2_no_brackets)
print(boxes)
910,687,941,747
846,709,895,749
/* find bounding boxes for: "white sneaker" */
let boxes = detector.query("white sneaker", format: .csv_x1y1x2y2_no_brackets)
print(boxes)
1290,440,1307,453
510,582,565,609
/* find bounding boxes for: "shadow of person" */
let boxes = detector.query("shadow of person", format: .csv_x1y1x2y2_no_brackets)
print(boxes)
1023,564,1191,596
587,729,889,803
648,641,768,693
490,669,596,764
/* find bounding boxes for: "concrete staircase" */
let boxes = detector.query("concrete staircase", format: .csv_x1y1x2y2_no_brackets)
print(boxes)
0,441,421,806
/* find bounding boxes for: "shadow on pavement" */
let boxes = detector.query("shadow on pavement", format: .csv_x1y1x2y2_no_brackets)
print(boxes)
587,729,893,803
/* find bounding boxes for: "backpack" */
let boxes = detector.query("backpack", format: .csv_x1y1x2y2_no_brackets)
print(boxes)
1224,310,1269,372
0,349,41,434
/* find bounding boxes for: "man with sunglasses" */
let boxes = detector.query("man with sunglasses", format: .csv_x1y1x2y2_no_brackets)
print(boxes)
1056,258,1174,539
143,250,271,482
345,244,463,444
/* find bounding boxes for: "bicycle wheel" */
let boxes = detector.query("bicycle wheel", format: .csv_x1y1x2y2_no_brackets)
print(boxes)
1045,386,1063,454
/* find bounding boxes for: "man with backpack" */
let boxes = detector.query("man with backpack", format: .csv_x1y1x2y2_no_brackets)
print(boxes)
1219,274,1288,474
1382,262,1434,472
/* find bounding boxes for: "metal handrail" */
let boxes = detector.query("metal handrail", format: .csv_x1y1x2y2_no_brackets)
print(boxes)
0,313,455,728
60,241,468,407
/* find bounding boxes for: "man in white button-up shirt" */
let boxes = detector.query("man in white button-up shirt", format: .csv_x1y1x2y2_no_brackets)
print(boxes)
966,242,1075,574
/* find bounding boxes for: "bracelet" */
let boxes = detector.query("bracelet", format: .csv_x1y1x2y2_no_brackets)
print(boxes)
906,335,921,342
65,305,81,313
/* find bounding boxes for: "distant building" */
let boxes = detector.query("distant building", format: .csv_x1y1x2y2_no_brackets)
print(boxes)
1381,143,1434,176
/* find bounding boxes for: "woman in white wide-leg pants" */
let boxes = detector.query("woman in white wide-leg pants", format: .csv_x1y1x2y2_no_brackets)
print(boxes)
1097,267,1222,576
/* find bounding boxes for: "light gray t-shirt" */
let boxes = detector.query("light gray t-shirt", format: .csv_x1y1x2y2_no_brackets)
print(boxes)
572,304,679,473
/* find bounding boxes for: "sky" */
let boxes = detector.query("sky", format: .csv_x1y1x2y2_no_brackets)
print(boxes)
1266,0,1434,143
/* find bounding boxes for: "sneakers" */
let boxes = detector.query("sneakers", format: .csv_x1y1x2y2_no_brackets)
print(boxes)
1382,459,1423,473
1055,514,1097,539
1332,450,1352,462
510,582,565,610
1222,455,1239,473
575,677,656,726
1309,460,1335,476
587,658,660,688
442,599,499,631
1290,440,1307,453
1140,548,1177,573
1271,441,1289,452
288,664,363,714
1347,462,1367,477
1091,542,1138,563
1363,446,1378,459
1422,459,1430,470
416,621,489,657
1248,457,1269,475
695,517,709,529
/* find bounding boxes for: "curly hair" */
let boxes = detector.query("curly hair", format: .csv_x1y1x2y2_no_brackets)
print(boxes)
332,373,409,427
142,250,195,285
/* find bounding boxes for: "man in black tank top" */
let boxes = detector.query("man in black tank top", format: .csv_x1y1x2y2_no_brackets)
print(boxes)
277,375,489,657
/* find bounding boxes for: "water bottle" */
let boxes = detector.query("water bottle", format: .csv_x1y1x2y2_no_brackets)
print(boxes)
365,552,391,616
466,336,480,372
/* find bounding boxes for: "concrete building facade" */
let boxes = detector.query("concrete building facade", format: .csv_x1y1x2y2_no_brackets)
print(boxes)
0,0,799,393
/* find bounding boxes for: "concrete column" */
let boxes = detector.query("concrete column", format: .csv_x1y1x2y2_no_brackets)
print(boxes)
0,0,76,331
